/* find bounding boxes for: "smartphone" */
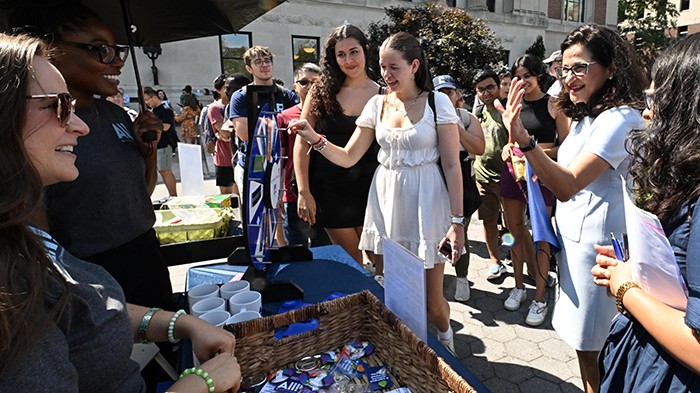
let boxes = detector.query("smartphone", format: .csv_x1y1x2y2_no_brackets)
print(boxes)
438,241,452,257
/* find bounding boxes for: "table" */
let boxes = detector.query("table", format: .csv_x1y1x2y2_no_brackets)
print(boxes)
186,245,489,392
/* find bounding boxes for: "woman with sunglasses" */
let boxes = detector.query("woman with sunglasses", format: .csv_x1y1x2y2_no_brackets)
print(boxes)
0,32,240,393
498,24,646,392
591,33,700,393
16,3,175,310
294,24,383,267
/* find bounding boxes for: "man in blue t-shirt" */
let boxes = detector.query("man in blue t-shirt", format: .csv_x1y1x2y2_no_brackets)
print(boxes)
229,45,298,193
144,86,178,196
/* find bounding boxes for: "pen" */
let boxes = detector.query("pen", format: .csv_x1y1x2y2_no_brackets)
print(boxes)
610,232,624,260
622,233,629,261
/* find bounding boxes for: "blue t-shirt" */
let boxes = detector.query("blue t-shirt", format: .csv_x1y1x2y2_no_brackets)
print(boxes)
229,85,298,167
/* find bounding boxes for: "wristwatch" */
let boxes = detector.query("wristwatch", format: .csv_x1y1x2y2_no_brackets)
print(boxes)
450,215,466,226
519,136,537,152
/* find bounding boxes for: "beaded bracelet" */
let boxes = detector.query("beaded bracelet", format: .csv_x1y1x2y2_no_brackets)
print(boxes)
180,367,215,393
168,309,187,344
138,307,160,344
313,136,328,152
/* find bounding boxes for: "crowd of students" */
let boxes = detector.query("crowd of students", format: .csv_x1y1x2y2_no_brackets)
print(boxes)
1,1,699,391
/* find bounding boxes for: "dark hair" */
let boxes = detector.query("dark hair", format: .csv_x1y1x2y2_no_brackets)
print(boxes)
628,34,700,223
156,89,168,100
556,24,646,121
380,32,432,92
225,73,249,98
213,74,228,90
473,69,500,86
0,33,70,373
9,3,101,45
310,24,372,118
143,86,157,98
511,54,553,94
180,94,199,110
294,62,321,80
183,85,192,94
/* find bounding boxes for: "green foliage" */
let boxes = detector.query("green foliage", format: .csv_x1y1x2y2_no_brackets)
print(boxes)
525,36,546,61
367,2,503,92
618,0,679,74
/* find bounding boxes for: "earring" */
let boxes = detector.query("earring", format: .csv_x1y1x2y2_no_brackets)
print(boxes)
608,75,613,80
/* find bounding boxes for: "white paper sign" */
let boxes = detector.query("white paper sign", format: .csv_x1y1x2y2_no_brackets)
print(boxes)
178,142,205,196
382,238,428,343
622,177,688,310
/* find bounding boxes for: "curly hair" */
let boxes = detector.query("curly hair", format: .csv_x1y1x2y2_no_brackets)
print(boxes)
556,24,646,121
0,33,70,373
627,34,700,223
309,24,372,118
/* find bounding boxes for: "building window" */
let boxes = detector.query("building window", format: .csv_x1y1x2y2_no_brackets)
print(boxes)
291,36,320,73
681,0,690,11
220,32,252,76
564,0,585,22
678,25,688,37
487,0,495,12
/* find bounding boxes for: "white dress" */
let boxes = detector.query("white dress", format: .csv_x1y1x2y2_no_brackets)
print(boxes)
551,106,646,351
356,92,459,268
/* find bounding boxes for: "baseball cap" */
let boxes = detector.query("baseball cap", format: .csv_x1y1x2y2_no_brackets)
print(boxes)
433,75,457,90
543,50,562,64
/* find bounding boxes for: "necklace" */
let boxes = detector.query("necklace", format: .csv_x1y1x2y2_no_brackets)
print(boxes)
396,93,420,117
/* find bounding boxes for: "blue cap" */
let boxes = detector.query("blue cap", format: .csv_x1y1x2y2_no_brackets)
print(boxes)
433,75,457,90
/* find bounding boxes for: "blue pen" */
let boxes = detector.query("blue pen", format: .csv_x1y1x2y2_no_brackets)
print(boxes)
610,232,624,260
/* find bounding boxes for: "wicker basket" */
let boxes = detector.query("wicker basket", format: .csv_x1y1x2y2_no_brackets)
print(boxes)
226,290,477,393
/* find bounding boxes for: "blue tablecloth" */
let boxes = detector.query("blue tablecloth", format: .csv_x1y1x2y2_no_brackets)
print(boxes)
186,244,489,392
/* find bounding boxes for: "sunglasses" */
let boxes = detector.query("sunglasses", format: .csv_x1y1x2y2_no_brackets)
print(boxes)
26,93,75,127
58,40,129,64
554,61,597,79
295,79,314,86
644,89,654,110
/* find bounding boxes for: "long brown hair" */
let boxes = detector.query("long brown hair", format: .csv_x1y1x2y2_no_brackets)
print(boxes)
0,33,70,372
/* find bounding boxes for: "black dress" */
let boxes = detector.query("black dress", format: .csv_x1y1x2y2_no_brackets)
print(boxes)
309,114,379,228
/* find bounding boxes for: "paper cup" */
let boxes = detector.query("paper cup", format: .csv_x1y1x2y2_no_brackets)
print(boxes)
188,284,220,308
229,290,262,315
191,297,226,317
199,310,231,327
220,280,250,300
226,310,262,325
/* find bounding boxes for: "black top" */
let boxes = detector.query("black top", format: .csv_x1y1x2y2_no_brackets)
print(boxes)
153,103,177,149
520,95,556,143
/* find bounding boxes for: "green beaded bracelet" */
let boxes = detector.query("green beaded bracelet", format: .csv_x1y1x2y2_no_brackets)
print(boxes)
138,307,160,344
179,367,215,392
168,309,186,343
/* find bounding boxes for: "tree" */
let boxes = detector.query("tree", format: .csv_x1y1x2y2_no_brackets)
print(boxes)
525,35,546,61
367,2,503,93
618,0,678,74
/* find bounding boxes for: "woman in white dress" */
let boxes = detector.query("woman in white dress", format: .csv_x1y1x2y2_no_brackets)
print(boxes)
498,24,646,392
289,32,464,353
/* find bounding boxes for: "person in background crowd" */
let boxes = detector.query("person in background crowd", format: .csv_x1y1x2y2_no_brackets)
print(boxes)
544,50,563,97
144,86,178,197
276,63,331,247
592,33,700,393
498,67,512,104
157,88,171,109
472,69,509,282
176,94,201,144
18,3,174,309
208,74,238,195
294,24,381,268
106,87,138,121
289,32,464,354
499,24,646,392
433,74,485,302
0,33,241,393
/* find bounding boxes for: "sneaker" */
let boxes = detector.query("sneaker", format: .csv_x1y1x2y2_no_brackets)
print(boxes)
439,335,457,356
486,263,506,280
454,277,471,301
525,300,548,326
527,273,557,288
504,287,527,311
363,262,376,276
373,274,384,287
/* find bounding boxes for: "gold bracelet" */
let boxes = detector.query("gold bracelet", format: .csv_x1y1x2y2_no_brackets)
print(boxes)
615,281,639,317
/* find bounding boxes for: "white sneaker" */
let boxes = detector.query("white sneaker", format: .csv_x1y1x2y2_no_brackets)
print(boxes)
373,274,384,287
439,334,457,356
525,300,548,326
454,277,471,301
363,262,376,276
504,287,527,311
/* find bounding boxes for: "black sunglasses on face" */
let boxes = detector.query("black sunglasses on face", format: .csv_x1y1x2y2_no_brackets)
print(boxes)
295,79,314,86
58,40,129,64
26,93,75,127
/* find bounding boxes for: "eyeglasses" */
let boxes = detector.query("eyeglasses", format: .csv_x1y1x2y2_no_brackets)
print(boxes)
295,79,314,86
58,40,129,64
251,57,273,67
555,61,598,79
26,93,75,127
644,89,654,110
476,84,498,94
